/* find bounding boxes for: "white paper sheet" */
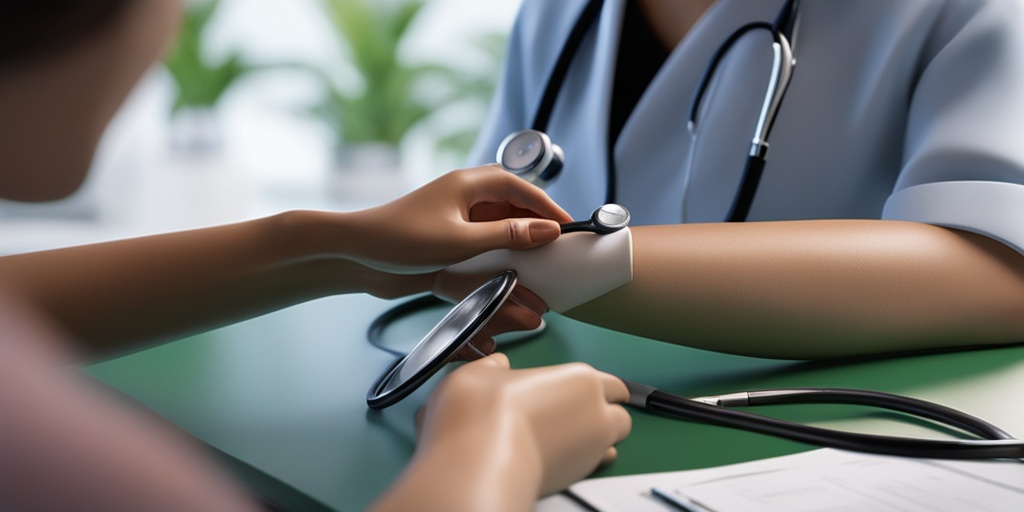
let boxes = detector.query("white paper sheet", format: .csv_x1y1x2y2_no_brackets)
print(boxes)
559,449,1024,511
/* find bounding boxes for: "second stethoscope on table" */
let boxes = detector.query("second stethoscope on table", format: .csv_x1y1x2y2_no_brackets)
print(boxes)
497,0,800,222
367,268,1024,460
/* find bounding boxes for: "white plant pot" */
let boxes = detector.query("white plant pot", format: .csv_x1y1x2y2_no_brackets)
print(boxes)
328,142,411,207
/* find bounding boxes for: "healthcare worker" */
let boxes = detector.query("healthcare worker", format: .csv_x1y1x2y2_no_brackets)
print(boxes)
0,1,631,511
462,0,1024,359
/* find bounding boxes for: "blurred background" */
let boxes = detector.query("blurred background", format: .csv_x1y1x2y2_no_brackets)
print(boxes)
0,0,522,254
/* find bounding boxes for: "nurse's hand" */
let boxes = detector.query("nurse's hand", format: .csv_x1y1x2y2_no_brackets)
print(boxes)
346,165,572,273
371,354,632,511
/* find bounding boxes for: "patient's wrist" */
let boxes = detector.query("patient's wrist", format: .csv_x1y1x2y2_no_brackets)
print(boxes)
446,228,634,312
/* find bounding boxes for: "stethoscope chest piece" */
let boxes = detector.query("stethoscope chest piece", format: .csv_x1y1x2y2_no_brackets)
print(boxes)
561,203,631,234
497,129,564,188
592,203,630,231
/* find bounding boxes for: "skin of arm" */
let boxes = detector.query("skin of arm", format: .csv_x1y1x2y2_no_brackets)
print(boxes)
0,295,631,512
565,220,1024,359
0,2,572,360
535,1,1024,359
1,2,628,511
0,292,257,512
0,166,570,359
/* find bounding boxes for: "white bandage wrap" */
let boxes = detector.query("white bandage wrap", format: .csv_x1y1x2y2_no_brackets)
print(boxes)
446,228,634,312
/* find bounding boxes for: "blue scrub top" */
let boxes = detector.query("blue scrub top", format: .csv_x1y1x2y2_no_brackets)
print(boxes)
467,0,1024,255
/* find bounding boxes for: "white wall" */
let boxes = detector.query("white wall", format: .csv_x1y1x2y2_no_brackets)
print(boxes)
0,0,524,253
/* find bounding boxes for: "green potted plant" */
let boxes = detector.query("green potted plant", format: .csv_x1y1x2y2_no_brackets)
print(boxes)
431,31,509,165
165,0,249,154
313,0,505,173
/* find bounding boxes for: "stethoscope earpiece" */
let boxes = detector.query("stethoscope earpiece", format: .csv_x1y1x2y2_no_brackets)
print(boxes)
497,129,564,188
561,203,631,235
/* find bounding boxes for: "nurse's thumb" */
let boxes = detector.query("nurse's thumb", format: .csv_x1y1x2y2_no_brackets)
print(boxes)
477,352,510,369
488,218,560,250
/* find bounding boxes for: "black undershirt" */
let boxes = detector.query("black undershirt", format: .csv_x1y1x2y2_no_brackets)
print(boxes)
608,1,671,149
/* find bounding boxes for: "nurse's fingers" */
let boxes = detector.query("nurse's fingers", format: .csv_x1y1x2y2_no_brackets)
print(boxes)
600,446,619,466
464,217,563,251
451,297,543,362
467,166,572,223
507,286,548,316
598,372,631,404
469,202,543,222
600,375,634,447
452,337,497,361
465,352,510,369
607,402,633,444
488,352,511,368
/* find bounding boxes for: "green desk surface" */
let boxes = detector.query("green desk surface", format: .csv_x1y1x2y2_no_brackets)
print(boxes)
86,294,1024,511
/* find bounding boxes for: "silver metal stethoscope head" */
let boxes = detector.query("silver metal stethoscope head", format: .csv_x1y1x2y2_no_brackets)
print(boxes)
560,203,631,235
497,129,565,188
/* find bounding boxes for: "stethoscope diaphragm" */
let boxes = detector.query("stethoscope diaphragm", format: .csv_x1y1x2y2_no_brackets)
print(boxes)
496,129,564,188
560,204,631,234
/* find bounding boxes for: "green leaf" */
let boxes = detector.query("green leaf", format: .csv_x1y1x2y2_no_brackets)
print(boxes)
164,0,250,111
311,0,507,154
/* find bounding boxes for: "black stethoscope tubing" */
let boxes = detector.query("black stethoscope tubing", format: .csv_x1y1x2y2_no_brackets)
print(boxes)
624,380,1024,460
532,0,611,197
370,0,801,347
367,1,1022,459
532,0,604,135
366,294,441,357
691,1,798,222
366,276,1024,458
533,0,799,221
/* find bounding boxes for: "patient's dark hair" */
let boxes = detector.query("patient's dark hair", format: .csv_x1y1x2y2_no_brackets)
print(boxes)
0,0,131,68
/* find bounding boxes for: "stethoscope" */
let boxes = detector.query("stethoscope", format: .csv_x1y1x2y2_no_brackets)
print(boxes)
367,210,632,406
366,267,1024,460
497,0,800,222
369,0,798,347
624,380,1023,460
365,204,632,355
365,0,1022,458
366,0,799,349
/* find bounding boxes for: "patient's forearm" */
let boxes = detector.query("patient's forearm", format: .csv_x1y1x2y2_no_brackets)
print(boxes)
0,211,431,358
567,220,1024,359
